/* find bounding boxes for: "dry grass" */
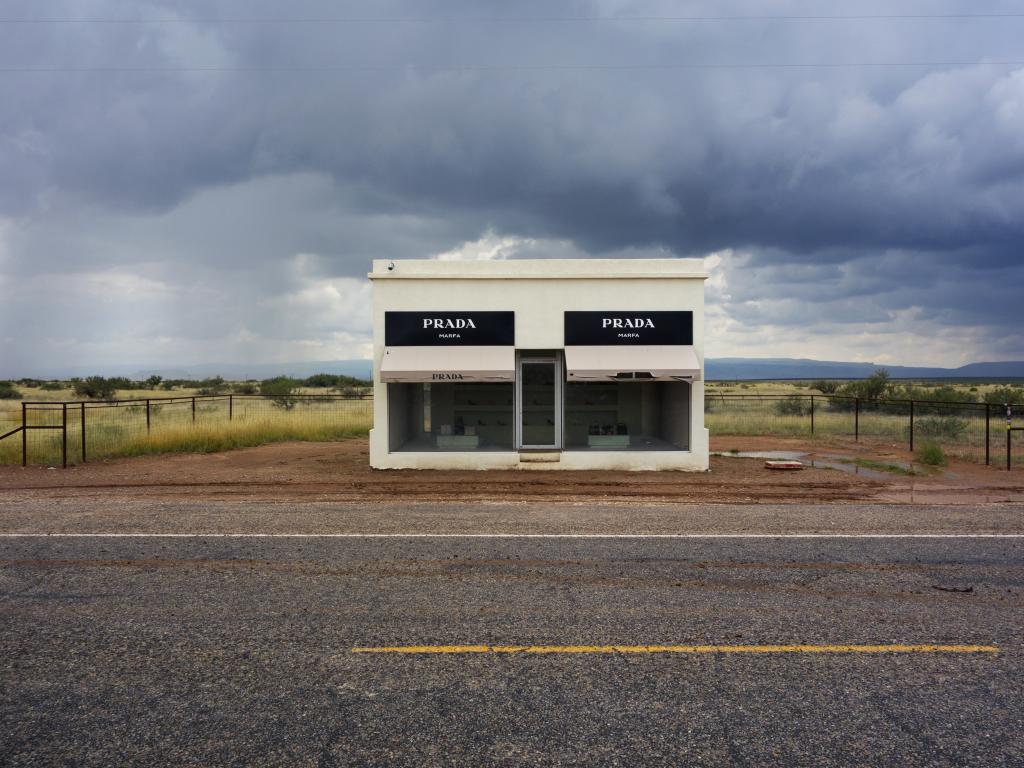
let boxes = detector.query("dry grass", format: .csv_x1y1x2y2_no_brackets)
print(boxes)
705,403,991,463
1,397,372,466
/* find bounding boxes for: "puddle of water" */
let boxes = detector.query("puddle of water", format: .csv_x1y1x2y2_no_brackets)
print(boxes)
712,450,920,480
712,451,806,461
808,457,893,481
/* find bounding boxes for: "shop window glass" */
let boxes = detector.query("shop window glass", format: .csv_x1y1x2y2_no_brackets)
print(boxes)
564,381,690,451
389,382,514,451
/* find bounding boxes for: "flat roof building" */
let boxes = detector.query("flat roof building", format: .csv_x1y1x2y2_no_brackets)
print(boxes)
369,258,709,470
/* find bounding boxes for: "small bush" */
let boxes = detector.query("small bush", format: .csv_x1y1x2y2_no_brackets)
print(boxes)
811,379,839,394
145,375,163,388
774,395,809,416
39,381,64,391
838,369,891,401
196,376,226,396
71,376,117,399
0,381,23,400
261,376,299,409
915,441,947,467
913,416,968,440
984,387,1023,406
232,382,258,395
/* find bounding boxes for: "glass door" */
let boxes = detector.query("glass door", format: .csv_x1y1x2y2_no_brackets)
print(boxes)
517,355,562,449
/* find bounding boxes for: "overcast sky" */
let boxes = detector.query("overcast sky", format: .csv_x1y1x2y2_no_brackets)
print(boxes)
1,0,1023,376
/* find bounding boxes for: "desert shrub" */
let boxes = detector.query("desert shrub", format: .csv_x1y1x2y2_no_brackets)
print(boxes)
232,381,258,395
105,376,142,391
261,376,299,409
829,369,891,411
196,376,226,396
39,381,64,391
913,416,968,440
160,381,176,390
841,369,891,400
301,373,371,389
0,381,23,399
71,376,117,399
774,395,809,416
145,375,163,388
984,387,1024,406
891,384,973,409
915,440,947,466
811,379,839,394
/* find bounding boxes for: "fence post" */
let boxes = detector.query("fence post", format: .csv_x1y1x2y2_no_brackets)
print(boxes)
229,394,233,421
146,399,151,433
21,401,26,467
192,397,196,423
909,400,914,453
81,403,86,463
1009,427,1012,472
810,395,815,435
61,403,67,469
854,398,860,442
985,404,990,466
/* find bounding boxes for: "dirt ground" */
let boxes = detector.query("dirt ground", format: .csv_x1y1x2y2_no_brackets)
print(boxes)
1,436,1021,504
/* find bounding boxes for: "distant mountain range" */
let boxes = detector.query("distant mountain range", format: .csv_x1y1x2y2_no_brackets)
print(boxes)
131,360,375,381
8,357,1024,382
704,358,1024,380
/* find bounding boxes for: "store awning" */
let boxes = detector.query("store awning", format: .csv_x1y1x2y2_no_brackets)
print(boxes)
564,345,702,382
380,346,516,383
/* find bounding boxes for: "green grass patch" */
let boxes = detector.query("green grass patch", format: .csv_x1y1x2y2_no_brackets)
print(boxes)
914,440,948,467
852,458,923,476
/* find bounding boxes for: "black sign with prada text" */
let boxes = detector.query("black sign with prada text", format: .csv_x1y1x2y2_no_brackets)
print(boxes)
564,311,693,345
385,311,515,346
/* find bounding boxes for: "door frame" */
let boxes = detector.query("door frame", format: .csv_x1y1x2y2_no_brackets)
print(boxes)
515,352,563,450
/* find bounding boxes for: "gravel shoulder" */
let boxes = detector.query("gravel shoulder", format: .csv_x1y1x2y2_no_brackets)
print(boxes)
1,501,1023,536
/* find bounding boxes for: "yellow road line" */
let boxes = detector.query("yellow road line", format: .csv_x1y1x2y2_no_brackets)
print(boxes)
351,644,999,655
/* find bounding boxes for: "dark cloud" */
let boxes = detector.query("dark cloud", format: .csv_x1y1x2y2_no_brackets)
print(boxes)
1,0,1023,373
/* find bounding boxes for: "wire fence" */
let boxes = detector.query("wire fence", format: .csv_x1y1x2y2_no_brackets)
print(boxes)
704,393,1020,467
1010,429,1024,471
0,394,373,467
0,391,1020,468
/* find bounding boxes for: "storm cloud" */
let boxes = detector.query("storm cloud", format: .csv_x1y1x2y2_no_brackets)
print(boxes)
1,0,1023,374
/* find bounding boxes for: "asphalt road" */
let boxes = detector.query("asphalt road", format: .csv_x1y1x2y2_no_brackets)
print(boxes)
2,509,1023,766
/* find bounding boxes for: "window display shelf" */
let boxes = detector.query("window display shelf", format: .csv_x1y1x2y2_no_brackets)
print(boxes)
436,434,480,449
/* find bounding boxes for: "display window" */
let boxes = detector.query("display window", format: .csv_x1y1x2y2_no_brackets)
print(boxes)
564,381,690,451
388,382,515,451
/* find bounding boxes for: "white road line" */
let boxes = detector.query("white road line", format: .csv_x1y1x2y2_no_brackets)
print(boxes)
1,533,1023,539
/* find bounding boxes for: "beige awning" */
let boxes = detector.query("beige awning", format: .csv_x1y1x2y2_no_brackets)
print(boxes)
380,346,515,383
564,345,702,381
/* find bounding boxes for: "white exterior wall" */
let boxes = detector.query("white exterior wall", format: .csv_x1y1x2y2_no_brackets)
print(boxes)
369,259,709,471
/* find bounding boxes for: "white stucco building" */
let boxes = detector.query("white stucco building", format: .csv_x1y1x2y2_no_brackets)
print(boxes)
368,258,709,470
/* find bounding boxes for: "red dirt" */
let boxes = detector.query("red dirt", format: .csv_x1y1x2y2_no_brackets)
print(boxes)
1,436,1021,504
